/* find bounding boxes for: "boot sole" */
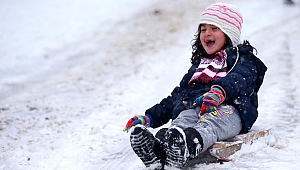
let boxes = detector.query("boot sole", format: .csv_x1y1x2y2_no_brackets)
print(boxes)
130,125,161,168
165,126,189,168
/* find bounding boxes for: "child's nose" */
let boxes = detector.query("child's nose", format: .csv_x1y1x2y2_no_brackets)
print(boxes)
203,29,212,36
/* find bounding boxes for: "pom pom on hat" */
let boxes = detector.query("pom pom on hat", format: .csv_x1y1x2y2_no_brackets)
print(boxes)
199,3,243,47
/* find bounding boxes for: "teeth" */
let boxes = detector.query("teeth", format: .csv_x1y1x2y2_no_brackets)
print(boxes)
206,40,214,45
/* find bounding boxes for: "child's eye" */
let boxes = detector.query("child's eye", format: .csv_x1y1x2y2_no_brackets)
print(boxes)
212,27,219,30
200,29,206,33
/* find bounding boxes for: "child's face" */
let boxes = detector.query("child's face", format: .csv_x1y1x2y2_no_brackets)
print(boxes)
199,24,226,55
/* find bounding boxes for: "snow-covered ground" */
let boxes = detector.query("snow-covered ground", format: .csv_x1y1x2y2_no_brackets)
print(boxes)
1,0,300,169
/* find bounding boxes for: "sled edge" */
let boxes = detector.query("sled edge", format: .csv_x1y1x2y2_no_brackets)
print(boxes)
209,129,271,161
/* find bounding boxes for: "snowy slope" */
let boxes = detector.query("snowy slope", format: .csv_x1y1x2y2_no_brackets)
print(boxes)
1,0,300,170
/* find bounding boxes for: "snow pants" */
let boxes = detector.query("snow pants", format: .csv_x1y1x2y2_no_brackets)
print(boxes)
170,105,242,153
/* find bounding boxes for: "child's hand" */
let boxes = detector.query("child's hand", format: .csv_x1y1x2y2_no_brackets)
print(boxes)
123,115,153,133
196,85,226,115
194,95,204,106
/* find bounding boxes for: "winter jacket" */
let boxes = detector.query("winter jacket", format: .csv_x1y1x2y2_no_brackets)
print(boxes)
145,43,267,133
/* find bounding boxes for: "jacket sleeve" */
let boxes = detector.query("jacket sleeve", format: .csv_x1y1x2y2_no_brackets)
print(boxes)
212,46,258,102
145,63,196,128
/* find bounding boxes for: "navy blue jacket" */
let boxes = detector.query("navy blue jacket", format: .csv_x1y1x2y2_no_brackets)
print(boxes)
145,44,267,133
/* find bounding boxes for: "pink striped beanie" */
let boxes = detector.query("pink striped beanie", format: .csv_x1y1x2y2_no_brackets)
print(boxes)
199,3,243,47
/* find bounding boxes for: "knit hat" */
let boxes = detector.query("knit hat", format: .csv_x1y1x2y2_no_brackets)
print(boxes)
199,3,243,47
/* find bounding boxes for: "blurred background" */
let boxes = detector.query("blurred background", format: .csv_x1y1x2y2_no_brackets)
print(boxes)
0,0,300,169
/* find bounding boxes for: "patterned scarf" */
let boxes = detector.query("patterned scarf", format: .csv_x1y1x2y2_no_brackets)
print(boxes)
188,50,227,86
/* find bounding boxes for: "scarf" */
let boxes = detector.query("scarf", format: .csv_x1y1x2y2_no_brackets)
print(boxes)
188,50,227,86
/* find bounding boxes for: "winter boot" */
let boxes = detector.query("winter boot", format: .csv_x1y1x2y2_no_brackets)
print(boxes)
164,126,203,168
130,125,165,169
183,127,203,159
164,126,189,168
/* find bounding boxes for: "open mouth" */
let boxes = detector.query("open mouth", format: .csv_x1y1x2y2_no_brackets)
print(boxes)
206,40,215,47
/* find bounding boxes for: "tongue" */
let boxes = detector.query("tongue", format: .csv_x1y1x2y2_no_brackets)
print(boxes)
207,41,215,47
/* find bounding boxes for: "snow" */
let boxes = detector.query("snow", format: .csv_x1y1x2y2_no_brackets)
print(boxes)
1,0,300,169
